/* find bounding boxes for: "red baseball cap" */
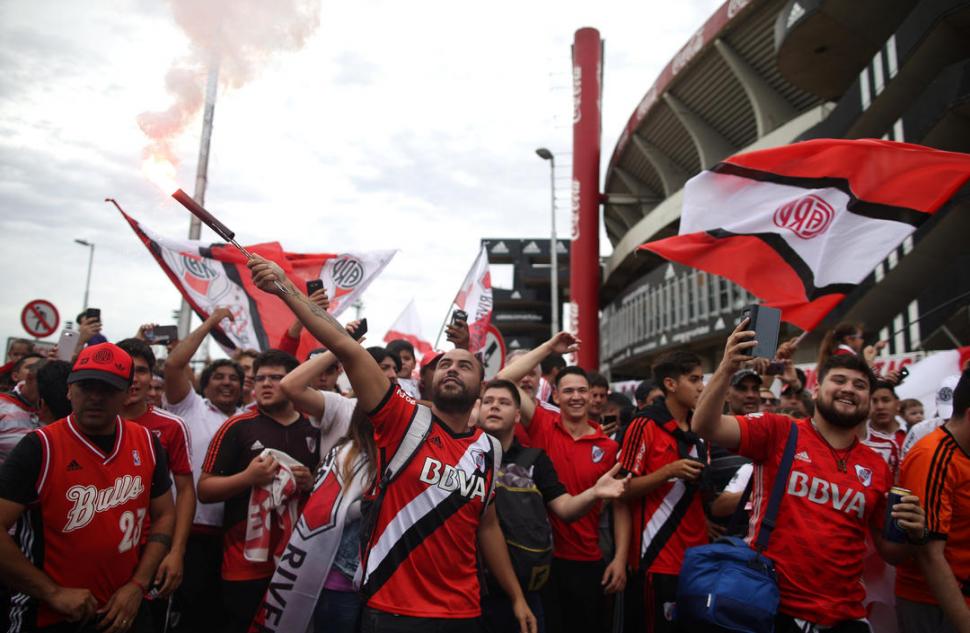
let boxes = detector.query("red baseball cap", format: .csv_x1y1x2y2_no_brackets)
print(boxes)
68,342,134,390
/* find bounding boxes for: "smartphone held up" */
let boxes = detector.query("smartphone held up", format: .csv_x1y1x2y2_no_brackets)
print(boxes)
740,304,781,360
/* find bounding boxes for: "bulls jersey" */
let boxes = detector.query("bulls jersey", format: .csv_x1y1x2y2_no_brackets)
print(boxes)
619,403,708,574
130,404,192,476
527,402,618,561
0,416,170,629
736,413,893,625
896,426,970,606
362,386,498,618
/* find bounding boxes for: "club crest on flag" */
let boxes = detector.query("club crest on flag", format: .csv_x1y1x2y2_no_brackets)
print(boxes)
855,464,872,488
772,194,835,239
591,445,605,463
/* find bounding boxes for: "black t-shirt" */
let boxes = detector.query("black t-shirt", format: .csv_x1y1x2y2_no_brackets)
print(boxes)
202,411,320,529
503,440,567,504
0,431,172,506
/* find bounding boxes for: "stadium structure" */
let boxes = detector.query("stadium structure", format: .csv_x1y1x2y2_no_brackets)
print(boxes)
595,0,970,379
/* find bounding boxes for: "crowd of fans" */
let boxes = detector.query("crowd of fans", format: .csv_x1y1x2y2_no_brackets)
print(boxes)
0,258,966,633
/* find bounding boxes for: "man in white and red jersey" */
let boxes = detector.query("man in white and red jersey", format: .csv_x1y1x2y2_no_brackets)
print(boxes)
498,333,629,633
199,349,317,633
117,338,196,606
163,307,245,631
248,256,536,633
692,321,928,633
0,354,44,464
863,380,905,474
0,342,176,633
618,350,709,633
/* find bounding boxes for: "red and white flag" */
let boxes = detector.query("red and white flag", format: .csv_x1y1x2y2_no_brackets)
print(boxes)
120,211,395,354
896,346,970,417
444,245,493,353
384,300,433,358
641,139,970,330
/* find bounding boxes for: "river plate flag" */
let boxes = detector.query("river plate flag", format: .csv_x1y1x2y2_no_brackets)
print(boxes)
120,210,395,353
384,299,434,358
641,139,970,330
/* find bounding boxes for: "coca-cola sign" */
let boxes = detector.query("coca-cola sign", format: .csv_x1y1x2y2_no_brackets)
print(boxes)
772,194,835,239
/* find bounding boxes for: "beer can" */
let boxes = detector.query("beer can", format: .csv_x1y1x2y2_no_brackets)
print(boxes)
883,486,911,543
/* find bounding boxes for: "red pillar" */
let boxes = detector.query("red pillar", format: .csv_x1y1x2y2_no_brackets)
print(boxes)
570,27,602,371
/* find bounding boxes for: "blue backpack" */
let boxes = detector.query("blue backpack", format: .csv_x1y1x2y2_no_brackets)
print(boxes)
676,422,798,633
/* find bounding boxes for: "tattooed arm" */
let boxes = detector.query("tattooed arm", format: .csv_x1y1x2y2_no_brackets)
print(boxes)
248,256,390,411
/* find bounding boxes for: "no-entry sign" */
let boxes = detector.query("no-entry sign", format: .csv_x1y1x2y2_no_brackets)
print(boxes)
21,299,60,339
482,324,507,380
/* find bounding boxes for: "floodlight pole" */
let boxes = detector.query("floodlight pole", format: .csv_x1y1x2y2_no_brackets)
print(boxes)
536,148,559,336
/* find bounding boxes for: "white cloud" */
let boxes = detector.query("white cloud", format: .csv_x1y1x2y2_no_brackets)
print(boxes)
0,0,721,354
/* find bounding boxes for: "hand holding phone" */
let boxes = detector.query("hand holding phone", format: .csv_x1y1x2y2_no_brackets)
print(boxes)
351,318,368,341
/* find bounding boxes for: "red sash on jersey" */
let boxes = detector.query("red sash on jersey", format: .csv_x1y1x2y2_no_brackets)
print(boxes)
33,416,156,627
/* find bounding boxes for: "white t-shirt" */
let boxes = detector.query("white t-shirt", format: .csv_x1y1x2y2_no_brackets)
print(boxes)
724,462,753,495
397,378,421,401
900,416,946,459
163,388,241,527
312,390,357,458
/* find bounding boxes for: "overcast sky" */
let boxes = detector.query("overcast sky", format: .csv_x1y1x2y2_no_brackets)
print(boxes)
0,0,722,356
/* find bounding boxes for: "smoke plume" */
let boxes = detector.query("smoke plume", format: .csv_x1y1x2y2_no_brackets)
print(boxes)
138,0,321,165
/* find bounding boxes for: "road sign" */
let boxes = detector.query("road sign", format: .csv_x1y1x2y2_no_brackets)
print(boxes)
482,324,507,380
20,299,60,339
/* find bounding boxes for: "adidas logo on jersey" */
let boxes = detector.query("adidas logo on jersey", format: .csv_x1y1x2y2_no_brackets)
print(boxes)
418,457,487,501
63,474,146,532
794,451,811,463
787,471,865,518
251,440,265,451
67,460,82,471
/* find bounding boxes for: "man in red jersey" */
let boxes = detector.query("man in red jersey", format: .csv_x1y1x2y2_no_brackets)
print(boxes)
618,350,709,633
117,339,196,603
247,256,536,633
692,321,927,633
198,349,317,633
0,343,175,633
498,333,629,633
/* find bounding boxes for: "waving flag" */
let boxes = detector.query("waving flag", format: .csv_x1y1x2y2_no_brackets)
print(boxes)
641,139,970,330
384,300,433,358
444,245,493,353
120,211,395,353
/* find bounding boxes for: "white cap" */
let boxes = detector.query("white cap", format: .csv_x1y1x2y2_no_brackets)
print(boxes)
936,374,961,419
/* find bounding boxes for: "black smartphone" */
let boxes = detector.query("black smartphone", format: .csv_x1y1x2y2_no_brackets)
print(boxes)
452,309,468,325
306,279,324,295
146,325,179,345
352,318,368,341
741,304,781,359
766,361,786,375
85,307,101,321
602,414,618,426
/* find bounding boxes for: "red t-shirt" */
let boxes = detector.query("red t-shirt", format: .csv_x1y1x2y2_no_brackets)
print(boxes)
619,412,708,574
362,386,497,618
737,413,892,625
527,402,618,561
129,405,192,476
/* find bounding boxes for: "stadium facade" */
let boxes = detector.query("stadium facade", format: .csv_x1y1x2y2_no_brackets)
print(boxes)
596,0,970,380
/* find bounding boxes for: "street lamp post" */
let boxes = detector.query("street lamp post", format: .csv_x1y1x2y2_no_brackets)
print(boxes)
535,148,558,336
74,239,95,310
